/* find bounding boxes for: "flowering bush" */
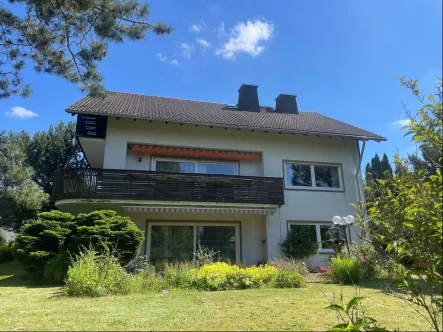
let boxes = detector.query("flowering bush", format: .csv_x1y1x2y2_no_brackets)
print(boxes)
192,262,278,291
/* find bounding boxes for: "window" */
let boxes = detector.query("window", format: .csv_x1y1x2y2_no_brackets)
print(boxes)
289,222,347,252
284,162,342,190
153,157,237,175
148,222,239,268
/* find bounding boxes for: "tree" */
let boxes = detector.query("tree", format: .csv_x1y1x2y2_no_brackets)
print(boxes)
0,131,48,231
380,153,393,178
27,121,87,194
370,153,382,179
357,77,442,331
0,0,172,98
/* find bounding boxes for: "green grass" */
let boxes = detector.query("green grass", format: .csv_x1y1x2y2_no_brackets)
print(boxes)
0,261,436,331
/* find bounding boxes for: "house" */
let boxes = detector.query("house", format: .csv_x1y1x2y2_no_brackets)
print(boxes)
51,84,385,267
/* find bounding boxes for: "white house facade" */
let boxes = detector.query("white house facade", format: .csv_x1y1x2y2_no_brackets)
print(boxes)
52,84,385,267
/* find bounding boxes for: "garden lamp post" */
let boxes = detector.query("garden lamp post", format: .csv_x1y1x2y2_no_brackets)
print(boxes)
331,215,355,253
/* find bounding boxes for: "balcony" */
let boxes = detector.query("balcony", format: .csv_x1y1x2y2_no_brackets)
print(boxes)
51,168,285,206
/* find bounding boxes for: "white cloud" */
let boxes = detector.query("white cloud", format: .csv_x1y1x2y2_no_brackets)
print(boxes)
393,119,411,127
196,38,212,50
189,20,206,33
156,53,167,62
170,59,180,66
217,22,227,39
216,19,274,60
189,24,201,33
178,43,194,60
5,106,38,119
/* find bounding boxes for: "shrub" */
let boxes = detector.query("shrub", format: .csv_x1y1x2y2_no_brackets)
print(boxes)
338,243,389,280
164,262,195,289
192,262,278,291
330,256,361,284
269,257,310,276
274,269,305,288
194,244,219,267
15,210,74,279
72,210,144,265
280,227,319,260
65,247,134,297
15,210,144,282
0,241,15,263
43,251,71,284
237,265,278,289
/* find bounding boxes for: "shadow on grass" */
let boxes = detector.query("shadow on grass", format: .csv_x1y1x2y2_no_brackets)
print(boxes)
0,261,61,290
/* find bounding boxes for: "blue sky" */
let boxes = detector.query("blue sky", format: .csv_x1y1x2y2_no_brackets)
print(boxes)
1,0,442,168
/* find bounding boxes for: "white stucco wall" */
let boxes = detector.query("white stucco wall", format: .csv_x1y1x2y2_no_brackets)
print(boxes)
98,117,364,266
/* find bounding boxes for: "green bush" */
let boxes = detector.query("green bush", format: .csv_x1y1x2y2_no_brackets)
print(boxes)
43,251,71,284
65,247,134,297
268,257,310,276
338,243,390,280
15,210,74,279
164,262,195,289
72,210,144,265
192,262,278,291
330,256,361,284
274,269,305,288
15,210,144,282
0,242,15,263
280,227,319,260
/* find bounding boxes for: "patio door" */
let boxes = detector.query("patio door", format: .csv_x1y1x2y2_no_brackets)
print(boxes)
148,222,239,268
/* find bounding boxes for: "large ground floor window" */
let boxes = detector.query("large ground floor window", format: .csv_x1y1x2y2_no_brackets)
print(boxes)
288,222,348,253
147,222,239,268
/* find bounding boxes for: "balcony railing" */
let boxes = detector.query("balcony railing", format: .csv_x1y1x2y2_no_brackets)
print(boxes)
51,168,285,206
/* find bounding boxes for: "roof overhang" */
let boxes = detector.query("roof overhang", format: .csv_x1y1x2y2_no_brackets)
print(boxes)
66,110,387,142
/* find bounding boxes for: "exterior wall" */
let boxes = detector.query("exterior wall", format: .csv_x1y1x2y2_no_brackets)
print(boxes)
98,117,363,267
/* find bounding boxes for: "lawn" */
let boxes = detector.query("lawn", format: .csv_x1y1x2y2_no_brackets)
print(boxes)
0,261,434,331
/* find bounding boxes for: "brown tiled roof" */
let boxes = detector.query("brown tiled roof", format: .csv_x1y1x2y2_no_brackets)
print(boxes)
66,92,386,141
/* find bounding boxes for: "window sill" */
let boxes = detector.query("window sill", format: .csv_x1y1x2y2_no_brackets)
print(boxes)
284,186,344,192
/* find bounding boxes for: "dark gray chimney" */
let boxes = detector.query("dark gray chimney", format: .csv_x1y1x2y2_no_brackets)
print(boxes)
238,84,260,112
275,94,298,114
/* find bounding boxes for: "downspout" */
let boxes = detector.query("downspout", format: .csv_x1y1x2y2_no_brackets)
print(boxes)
352,140,366,243
356,140,366,202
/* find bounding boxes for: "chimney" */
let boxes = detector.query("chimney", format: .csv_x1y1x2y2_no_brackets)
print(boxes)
275,94,298,114
238,84,260,112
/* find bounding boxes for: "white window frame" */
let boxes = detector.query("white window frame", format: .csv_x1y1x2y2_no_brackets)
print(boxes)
283,161,343,191
287,221,348,254
146,221,241,264
152,156,238,175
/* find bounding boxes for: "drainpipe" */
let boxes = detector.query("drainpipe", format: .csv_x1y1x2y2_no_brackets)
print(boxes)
356,140,366,202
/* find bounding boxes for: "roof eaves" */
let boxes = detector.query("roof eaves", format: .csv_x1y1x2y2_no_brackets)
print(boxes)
66,108,387,142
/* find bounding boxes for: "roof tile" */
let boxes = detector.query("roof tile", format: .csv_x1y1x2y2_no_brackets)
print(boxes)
66,92,386,141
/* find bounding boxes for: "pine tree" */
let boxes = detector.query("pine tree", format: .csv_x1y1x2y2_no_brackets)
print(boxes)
380,153,393,178
0,0,172,98
370,153,382,179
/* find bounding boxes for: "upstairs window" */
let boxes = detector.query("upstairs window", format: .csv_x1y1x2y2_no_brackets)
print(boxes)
284,162,342,191
152,157,237,175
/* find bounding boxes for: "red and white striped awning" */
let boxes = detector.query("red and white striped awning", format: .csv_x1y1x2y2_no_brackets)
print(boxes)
128,144,261,160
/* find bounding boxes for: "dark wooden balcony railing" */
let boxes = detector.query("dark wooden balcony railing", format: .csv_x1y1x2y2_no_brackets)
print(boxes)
51,168,285,205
